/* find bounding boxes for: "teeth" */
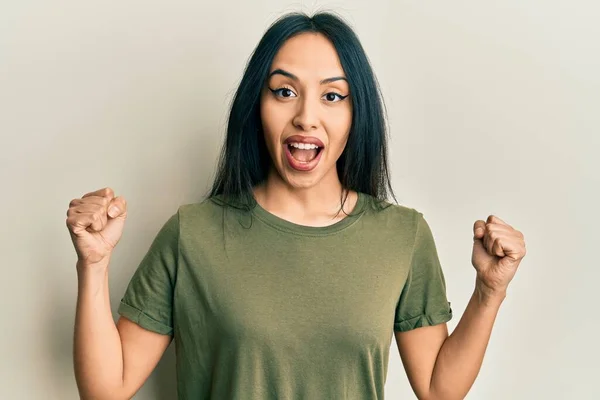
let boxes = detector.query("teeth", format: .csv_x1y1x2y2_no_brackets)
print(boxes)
288,142,319,150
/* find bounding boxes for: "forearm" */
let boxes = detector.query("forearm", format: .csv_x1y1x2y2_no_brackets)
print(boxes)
74,260,126,400
428,279,506,400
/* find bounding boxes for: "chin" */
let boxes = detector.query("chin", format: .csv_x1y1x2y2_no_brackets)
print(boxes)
281,172,321,190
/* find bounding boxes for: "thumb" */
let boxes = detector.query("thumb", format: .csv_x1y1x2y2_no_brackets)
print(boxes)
107,196,127,219
473,220,486,240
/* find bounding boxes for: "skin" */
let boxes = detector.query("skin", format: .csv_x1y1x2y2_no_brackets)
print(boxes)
69,32,527,400
253,32,529,400
253,32,358,226
69,188,171,399
396,216,526,399
70,34,362,399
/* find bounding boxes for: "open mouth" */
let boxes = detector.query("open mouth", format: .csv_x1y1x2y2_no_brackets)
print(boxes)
282,135,326,172
286,142,323,163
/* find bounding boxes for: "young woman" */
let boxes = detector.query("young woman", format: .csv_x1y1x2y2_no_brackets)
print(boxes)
67,11,526,400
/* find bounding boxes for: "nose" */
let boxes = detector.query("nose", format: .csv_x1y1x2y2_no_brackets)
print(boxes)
292,95,319,131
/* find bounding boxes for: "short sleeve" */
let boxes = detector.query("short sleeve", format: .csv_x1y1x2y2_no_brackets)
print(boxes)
394,212,453,332
117,211,179,335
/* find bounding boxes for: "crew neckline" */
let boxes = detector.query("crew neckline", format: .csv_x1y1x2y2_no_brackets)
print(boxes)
251,191,367,236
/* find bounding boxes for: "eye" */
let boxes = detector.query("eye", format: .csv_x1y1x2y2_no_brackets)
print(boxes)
269,87,297,98
322,92,348,103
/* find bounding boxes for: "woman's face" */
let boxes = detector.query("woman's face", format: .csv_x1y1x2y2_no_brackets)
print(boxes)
260,32,352,190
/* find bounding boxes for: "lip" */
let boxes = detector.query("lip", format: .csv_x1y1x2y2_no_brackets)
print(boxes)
283,142,324,172
283,135,325,148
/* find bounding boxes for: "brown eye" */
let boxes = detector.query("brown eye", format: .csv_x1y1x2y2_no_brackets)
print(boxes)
269,87,297,98
322,92,347,102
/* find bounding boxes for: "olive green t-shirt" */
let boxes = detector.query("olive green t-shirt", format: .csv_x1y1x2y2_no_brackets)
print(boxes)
117,192,453,399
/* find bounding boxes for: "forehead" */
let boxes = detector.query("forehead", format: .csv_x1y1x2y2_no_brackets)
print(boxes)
270,32,345,78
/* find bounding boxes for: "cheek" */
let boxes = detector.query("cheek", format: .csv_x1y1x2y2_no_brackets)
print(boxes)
326,107,352,153
261,99,286,138
260,98,290,161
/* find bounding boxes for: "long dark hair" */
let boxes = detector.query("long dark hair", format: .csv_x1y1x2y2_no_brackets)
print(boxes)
208,11,396,212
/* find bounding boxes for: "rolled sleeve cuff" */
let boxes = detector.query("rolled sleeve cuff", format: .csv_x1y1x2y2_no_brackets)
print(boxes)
394,306,453,332
117,301,173,335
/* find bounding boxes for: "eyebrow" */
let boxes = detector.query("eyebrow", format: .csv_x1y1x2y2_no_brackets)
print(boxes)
268,68,348,85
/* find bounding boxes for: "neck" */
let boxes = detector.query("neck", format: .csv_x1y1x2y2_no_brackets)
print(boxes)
253,168,357,226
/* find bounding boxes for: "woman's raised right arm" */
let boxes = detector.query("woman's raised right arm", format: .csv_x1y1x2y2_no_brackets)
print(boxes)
68,188,171,400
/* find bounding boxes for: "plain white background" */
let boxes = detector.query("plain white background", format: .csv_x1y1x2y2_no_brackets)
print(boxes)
1,0,598,399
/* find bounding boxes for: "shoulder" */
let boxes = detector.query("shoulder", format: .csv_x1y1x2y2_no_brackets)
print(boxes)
178,196,227,225
176,195,248,236
154,198,226,235
360,192,422,233
178,196,224,218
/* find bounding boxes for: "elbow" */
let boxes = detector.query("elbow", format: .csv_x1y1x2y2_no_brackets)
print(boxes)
77,385,131,400
422,389,466,400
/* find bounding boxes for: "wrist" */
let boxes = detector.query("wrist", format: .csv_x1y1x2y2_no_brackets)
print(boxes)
76,258,110,279
475,278,506,306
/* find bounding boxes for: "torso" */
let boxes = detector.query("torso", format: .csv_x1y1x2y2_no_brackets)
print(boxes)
170,192,419,399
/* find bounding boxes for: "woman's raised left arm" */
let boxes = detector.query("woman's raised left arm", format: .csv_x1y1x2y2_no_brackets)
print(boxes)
396,215,526,400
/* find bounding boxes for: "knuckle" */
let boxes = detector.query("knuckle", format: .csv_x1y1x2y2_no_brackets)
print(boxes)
66,216,77,228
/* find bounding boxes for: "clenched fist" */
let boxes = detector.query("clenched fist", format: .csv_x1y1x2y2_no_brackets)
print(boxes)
66,187,128,267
